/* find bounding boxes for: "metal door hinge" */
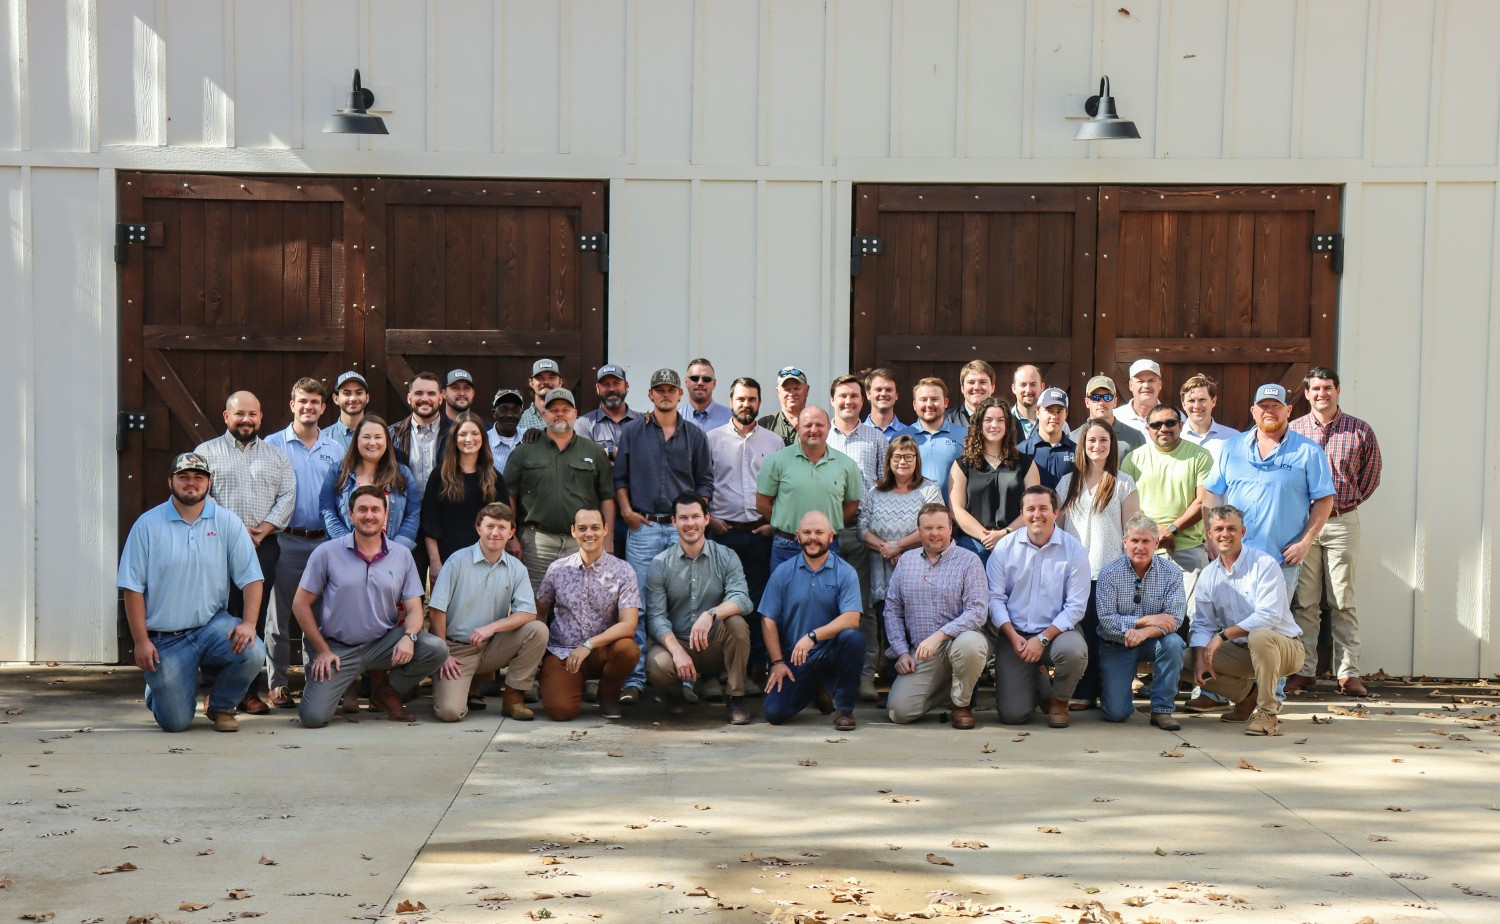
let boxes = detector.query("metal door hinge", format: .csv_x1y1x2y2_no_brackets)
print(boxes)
115,222,164,263
1311,232,1343,274
851,235,883,277
117,411,147,452
579,232,609,272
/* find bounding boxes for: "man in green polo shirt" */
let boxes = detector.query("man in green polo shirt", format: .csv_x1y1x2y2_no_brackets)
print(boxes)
755,406,862,575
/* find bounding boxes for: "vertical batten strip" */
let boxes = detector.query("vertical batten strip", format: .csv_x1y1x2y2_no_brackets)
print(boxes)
1288,0,1307,157
1152,0,1168,159
17,164,35,659
690,0,704,164
756,0,769,167
1221,0,1237,158
290,0,304,149
954,0,968,158
688,178,702,355
622,0,636,164
1482,178,1500,680
820,0,833,166
559,0,571,154
425,0,437,153
1019,0,1034,159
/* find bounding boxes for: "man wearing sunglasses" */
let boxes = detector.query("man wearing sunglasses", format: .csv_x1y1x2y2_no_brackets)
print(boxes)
1121,404,1214,625
679,358,732,433
1093,515,1187,729
1069,375,1145,463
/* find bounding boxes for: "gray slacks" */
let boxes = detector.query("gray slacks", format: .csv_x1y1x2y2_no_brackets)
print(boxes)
993,628,1087,725
299,627,447,728
267,533,324,689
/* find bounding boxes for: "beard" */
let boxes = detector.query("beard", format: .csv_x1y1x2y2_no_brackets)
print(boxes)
548,420,572,434
170,485,207,506
1256,417,1284,434
799,538,829,559
733,409,758,425
601,394,624,409
230,424,257,444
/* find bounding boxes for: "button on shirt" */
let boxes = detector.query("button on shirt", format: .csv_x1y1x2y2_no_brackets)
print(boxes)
405,418,443,490
1017,431,1077,490
882,543,988,658
681,400,732,434
756,444,864,533
537,552,641,660
707,423,784,521
903,421,965,496
1190,545,1302,647
118,500,262,632
1094,554,1186,645
504,434,615,535
299,534,423,645
826,421,888,496
194,432,296,530
759,555,862,644
269,425,343,530
613,415,714,516
645,540,752,644
1289,410,1382,512
1202,429,1335,562
428,543,537,642
985,527,1090,634
489,427,522,474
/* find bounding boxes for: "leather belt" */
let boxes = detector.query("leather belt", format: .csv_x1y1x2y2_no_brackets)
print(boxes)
720,519,767,532
641,513,674,524
1331,504,1359,518
774,529,797,541
147,627,193,640
285,527,326,539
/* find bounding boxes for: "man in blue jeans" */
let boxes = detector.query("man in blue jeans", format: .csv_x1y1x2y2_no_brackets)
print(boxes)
1093,515,1188,730
759,511,864,730
117,452,267,733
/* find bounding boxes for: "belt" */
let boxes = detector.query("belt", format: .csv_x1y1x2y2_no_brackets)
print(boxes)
775,529,797,541
721,519,767,532
285,527,326,539
641,513,674,524
1331,504,1359,518
147,627,194,640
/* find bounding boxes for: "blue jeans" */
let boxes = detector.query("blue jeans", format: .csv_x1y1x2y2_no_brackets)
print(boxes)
142,611,267,732
769,534,842,573
763,628,864,722
624,520,679,689
954,534,992,566
1098,633,1186,721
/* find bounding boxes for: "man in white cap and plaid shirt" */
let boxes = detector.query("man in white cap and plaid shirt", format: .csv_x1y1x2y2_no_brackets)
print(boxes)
519,358,564,434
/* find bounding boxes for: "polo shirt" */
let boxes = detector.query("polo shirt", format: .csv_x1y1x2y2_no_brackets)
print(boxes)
1202,429,1335,562
1011,406,1039,441
1120,439,1214,550
613,414,715,516
864,415,908,440
504,433,614,535
759,554,862,644
756,443,863,533
1017,430,1077,489
644,540,752,644
118,499,262,632
427,543,537,642
1181,419,1238,467
985,526,1090,634
299,534,423,645
902,420,965,496
269,424,343,531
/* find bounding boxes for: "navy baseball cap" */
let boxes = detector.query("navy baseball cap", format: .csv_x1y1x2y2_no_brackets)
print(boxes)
1039,387,1069,409
335,370,368,390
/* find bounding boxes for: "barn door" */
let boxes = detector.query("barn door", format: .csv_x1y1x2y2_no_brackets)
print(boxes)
851,185,1097,424
1095,185,1342,428
363,179,608,414
116,173,361,540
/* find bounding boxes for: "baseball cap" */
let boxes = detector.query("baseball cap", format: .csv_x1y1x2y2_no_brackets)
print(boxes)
492,388,524,407
1254,383,1289,405
1084,375,1117,395
597,363,627,382
171,451,212,477
650,368,682,390
445,368,474,387
543,387,576,407
777,366,808,385
1039,386,1069,409
1128,359,1162,379
531,358,560,377
335,370,368,390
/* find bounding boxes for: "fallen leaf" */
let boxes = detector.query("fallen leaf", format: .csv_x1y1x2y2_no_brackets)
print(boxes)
1390,871,1429,880
887,794,920,803
1160,748,1183,758
950,839,987,850
925,853,953,866
196,848,214,856
541,855,564,865
693,803,711,810
19,914,56,922
1237,758,1261,772
178,901,212,911
980,742,995,753
0,877,9,889
1123,895,1148,907
258,855,276,865
93,862,138,875
606,751,624,758
798,759,818,767
1036,826,1062,834
562,890,592,898
625,823,647,829
684,886,718,898
1153,847,1167,856
56,788,82,794
227,889,252,900
1368,834,1392,842
393,899,427,913
163,836,181,844
1083,747,1099,753
1386,806,1410,812
650,882,675,889
1311,715,1333,724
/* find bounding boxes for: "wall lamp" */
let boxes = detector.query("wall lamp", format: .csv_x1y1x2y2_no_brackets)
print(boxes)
323,69,389,135
1074,76,1139,141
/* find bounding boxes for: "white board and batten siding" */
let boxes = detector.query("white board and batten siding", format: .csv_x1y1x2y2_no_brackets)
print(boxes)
0,0,1495,678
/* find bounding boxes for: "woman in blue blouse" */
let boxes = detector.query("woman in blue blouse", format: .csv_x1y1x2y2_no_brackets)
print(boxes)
320,415,423,549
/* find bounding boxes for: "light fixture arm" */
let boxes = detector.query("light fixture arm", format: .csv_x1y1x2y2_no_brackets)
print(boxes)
349,69,375,111
1083,77,1110,118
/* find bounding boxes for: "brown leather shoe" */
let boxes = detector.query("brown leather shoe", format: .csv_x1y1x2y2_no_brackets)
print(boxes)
205,707,239,732
814,687,835,716
599,695,623,719
950,704,975,730
268,686,295,709
726,697,751,726
1221,685,1258,723
370,680,415,722
240,692,271,715
1181,694,1228,713
1245,709,1280,736
1150,712,1181,731
1284,674,1317,694
1339,676,1370,697
833,710,857,731
1047,697,1070,728
339,687,361,714
501,687,534,721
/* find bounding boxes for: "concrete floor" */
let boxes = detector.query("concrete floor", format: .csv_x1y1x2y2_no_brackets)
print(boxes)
0,666,1496,923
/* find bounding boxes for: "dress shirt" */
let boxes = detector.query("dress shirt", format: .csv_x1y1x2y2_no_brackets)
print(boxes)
902,420,965,496
405,417,442,490
826,421,888,494
489,427,522,473
299,534,423,645
759,554,862,643
117,500,262,631
1113,400,1159,434
681,400,732,434
427,543,537,642
1181,419,1238,466
1016,431,1077,489
985,526,1090,634
864,415,908,439
882,543,988,657
1094,554,1186,644
1202,429,1334,561
328,421,357,450
194,432,296,530
706,422,784,521
537,551,641,659
1289,410,1382,512
576,406,643,459
645,540,752,644
613,414,714,516
268,425,343,530
1190,545,1303,647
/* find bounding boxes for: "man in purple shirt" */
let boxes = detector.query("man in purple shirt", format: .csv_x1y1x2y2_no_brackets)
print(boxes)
292,486,447,728
884,504,990,729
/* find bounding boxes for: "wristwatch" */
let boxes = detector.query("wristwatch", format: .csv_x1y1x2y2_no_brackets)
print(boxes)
707,607,719,620
1037,634,1052,648
406,631,420,643
1216,629,1229,643
806,630,818,643
1167,523,1179,535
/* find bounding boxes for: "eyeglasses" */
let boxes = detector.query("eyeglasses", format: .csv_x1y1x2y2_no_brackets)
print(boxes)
1148,419,1181,430
890,453,918,462
1087,393,1116,403
687,375,714,383
1133,576,1143,605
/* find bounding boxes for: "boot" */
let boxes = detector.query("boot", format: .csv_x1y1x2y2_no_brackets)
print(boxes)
1046,697,1070,728
501,686,534,721
1221,685,1258,722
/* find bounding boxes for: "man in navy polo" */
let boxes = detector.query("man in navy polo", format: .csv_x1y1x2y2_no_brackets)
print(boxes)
1018,387,1078,489
117,452,267,733
759,511,864,730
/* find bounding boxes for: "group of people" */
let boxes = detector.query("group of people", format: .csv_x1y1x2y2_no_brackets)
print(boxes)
119,354,1380,739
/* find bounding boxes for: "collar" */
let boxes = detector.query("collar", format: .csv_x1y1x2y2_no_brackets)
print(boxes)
277,422,330,447
1021,525,1063,551
412,417,441,434
1185,418,1226,438
468,542,512,567
344,532,391,564
794,442,830,463
922,543,959,566
167,498,218,524
221,432,261,451
795,553,834,574
673,540,709,561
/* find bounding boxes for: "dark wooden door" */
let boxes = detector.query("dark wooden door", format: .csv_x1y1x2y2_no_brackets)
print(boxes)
364,179,608,415
851,185,1097,424
1095,185,1342,429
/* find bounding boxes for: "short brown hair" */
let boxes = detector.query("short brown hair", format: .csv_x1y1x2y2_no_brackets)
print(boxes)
914,376,948,398
291,377,325,399
862,367,898,391
917,502,953,526
475,502,515,527
411,371,442,390
829,373,863,399
957,360,996,387
1180,373,1218,400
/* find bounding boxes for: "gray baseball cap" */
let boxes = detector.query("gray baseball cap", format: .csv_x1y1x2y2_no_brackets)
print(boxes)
1039,386,1069,409
445,368,474,387
171,452,212,477
531,358,561,377
1254,383,1289,405
543,387,577,408
335,370,368,390
597,363,627,381
650,368,682,390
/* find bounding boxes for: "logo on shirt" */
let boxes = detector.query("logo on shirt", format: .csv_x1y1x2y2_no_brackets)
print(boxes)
205,531,217,537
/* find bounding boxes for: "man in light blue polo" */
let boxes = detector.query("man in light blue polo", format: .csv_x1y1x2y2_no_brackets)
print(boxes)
902,377,964,497
118,452,267,733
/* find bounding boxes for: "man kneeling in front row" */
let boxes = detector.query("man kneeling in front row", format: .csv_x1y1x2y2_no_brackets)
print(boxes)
1094,515,1187,730
429,502,549,722
292,486,447,728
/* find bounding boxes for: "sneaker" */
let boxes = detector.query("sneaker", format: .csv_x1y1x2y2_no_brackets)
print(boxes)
1150,712,1181,731
726,697,751,726
1284,674,1317,694
205,707,239,732
1221,686,1258,723
1181,694,1228,713
833,711,857,731
618,685,643,705
1245,710,1280,736
858,678,879,702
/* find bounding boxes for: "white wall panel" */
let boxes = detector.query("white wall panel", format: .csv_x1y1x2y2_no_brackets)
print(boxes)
1435,0,1500,167
831,0,891,159
0,167,30,660
961,0,1025,158
501,0,561,154
368,0,428,152
1298,0,1366,159
233,0,294,150
1029,0,1092,159
164,0,228,148
1097,0,1159,160
760,182,825,387
892,0,958,158
567,0,627,156
1227,0,1294,158
632,0,693,164
30,168,108,662
1161,0,1226,159
614,180,692,375
97,0,160,147
696,0,759,165
300,0,359,151
1369,0,1433,168
694,182,759,379
27,0,93,152
765,0,825,166
430,0,493,153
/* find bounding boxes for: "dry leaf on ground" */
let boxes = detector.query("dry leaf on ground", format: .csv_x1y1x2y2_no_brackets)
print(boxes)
1160,748,1183,758
1386,805,1410,812
950,839,987,850
393,899,427,912
798,759,818,766
93,862,138,875
19,914,55,922
606,751,624,758
258,855,276,865
693,803,712,810
1237,758,1261,772
227,889,252,900
925,853,953,866
887,794,920,803
1036,826,1062,834
0,877,11,888
684,886,718,898
178,901,212,911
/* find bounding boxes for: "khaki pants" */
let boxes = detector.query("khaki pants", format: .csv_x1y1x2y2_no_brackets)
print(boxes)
538,638,640,722
887,631,990,723
645,616,751,697
1202,627,1305,715
431,621,549,722
1292,510,1361,679
522,528,579,595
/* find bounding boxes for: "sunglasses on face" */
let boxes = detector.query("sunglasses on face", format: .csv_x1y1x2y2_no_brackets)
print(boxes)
687,375,714,383
1088,393,1116,403
1148,419,1181,430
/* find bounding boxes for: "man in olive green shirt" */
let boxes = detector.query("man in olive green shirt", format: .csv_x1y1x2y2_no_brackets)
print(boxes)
1120,403,1213,624
755,406,862,574
504,387,616,591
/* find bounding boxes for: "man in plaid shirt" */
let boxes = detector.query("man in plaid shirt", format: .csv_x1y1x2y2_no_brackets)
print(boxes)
1286,367,1382,697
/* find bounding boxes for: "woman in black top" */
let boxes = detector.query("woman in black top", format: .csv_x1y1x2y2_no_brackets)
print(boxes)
422,411,506,579
948,397,1039,563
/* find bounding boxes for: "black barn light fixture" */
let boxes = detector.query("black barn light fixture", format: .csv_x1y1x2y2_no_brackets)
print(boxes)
1074,76,1139,141
323,69,388,135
